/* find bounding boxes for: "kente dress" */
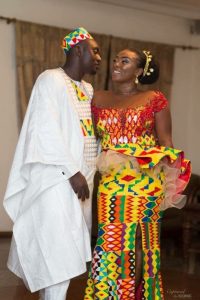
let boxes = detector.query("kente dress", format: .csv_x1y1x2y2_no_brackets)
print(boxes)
84,91,191,300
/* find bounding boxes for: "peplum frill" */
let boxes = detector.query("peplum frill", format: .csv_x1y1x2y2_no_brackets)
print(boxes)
97,143,191,211
92,91,191,211
84,91,192,300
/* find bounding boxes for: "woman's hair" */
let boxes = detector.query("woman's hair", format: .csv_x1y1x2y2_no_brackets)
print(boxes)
130,49,159,85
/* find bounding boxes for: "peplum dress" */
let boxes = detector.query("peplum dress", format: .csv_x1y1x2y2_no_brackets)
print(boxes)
84,91,191,300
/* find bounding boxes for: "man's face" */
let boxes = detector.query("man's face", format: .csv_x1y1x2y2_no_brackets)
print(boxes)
83,39,101,75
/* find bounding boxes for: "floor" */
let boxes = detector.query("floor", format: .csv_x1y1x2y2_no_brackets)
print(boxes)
0,237,199,300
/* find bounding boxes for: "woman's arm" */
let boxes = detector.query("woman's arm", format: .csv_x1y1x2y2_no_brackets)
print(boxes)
155,105,174,148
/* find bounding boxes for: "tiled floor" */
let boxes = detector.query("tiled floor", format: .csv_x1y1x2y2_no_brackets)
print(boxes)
0,237,199,300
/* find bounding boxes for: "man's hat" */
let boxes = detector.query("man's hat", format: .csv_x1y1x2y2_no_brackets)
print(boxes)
62,27,93,53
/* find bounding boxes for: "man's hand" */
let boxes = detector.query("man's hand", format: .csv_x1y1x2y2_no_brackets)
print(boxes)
69,172,89,201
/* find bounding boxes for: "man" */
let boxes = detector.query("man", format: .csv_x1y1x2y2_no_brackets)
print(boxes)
3,27,101,300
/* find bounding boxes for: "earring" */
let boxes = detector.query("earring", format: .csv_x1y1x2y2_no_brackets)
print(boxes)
135,76,139,84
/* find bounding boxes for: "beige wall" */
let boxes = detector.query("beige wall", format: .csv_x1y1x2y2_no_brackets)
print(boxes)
171,49,200,171
0,22,19,231
0,0,200,231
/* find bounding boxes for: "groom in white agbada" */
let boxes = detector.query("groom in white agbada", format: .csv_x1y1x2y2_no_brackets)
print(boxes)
4,27,101,300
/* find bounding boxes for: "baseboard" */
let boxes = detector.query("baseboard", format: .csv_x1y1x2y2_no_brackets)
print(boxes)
0,231,12,238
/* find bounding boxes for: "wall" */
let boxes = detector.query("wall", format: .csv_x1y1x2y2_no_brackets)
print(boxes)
0,0,200,231
171,48,200,174
0,22,19,231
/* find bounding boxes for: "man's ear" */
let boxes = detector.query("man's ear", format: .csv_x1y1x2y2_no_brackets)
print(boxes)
74,44,83,57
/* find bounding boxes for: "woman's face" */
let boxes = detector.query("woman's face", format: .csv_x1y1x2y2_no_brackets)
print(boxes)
112,49,142,83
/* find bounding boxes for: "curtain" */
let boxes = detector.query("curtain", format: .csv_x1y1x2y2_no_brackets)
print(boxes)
15,21,175,119
15,21,175,241
108,36,175,100
15,21,110,120
16,21,67,119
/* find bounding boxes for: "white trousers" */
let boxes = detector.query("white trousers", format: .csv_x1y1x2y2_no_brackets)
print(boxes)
9,238,70,300
39,280,70,300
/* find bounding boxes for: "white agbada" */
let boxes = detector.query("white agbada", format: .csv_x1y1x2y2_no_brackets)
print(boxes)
3,68,97,292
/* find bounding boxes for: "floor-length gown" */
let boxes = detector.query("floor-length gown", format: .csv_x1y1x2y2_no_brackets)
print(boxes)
84,91,191,300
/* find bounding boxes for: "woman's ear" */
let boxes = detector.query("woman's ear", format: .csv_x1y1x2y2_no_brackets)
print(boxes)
136,67,143,77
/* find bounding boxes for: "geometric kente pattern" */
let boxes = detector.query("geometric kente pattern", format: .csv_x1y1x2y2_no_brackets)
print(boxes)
62,27,93,52
71,80,89,102
71,80,95,137
84,91,191,299
84,161,165,300
80,119,95,137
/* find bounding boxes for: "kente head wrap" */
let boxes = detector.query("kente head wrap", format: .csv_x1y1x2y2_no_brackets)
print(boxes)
62,27,93,53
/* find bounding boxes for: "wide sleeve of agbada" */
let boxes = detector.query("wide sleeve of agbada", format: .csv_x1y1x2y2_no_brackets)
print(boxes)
3,70,91,292
4,70,82,222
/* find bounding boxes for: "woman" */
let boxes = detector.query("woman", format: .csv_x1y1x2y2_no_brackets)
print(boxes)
84,49,191,299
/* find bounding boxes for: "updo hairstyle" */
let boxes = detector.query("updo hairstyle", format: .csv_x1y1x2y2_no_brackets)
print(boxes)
133,49,159,85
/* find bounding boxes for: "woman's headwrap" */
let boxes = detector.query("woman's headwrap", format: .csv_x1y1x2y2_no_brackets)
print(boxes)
62,27,93,53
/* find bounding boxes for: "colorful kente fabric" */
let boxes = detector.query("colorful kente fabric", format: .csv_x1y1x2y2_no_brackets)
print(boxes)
71,80,89,101
92,91,191,186
62,27,93,53
71,80,94,137
84,91,191,299
80,119,95,137
84,161,165,300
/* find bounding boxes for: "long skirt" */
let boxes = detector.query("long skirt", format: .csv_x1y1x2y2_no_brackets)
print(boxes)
84,160,165,300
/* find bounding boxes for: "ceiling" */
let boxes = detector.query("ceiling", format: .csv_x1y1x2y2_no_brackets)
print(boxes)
88,0,200,19
147,0,200,7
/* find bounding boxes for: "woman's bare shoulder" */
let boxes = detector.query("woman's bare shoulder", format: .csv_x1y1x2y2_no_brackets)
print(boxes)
139,89,158,98
93,90,112,106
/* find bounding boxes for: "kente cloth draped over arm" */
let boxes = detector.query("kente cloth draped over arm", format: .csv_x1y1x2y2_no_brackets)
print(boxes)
3,69,93,292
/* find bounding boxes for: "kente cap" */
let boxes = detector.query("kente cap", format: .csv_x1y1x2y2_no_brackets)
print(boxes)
62,27,93,53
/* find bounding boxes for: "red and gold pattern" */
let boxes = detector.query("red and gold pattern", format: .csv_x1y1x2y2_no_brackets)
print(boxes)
84,91,191,300
92,91,167,148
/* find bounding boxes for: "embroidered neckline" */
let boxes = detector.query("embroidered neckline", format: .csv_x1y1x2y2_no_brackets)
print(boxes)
59,67,90,102
71,80,89,102
58,67,95,139
92,91,163,112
